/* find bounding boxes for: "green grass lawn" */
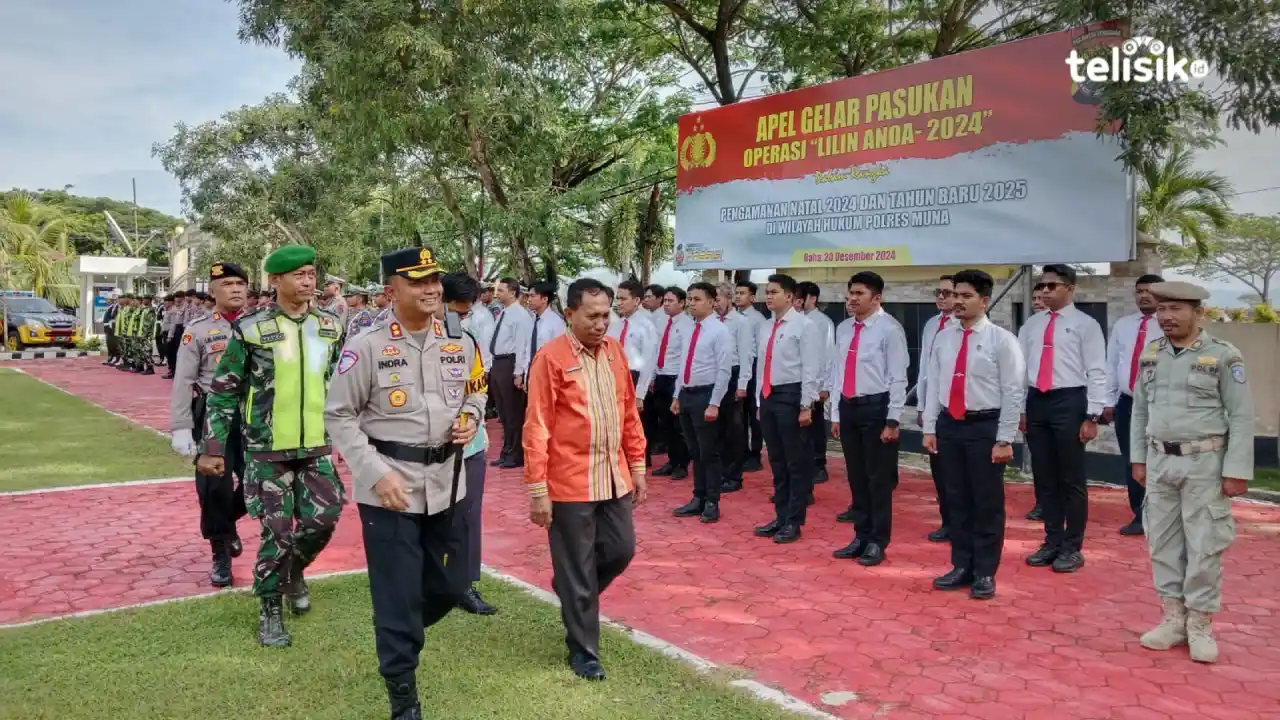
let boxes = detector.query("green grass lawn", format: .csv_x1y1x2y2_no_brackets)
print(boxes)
1253,466,1280,493
0,368,192,491
0,574,795,720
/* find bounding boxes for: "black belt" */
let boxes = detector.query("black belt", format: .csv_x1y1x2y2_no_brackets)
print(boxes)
682,384,713,393
840,392,889,406
767,382,801,392
1029,386,1086,395
369,438,458,465
494,353,515,360
945,408,1001,421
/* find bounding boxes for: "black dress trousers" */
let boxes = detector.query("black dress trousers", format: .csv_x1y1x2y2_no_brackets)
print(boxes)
1026,386,1089,552
936,412,1007,577
838,393,899,547
759,383,814,526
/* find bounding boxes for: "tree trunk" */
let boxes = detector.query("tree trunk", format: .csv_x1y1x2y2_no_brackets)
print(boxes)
457,109,536,283
430,168,478,277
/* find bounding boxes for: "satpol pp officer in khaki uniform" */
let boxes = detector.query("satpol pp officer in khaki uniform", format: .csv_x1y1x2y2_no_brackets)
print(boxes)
324,244,486,720
1130,281,1253,664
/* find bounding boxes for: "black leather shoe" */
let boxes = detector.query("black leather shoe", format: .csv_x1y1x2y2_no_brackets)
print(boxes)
653,464,675,477
858,543,885,566
773,523,801,544
720,479,742,493
699,501,720,523
927,526,950,542
832,538,866,559
813,468,828,484
970,576,996,599
754,519,782,537
673,499,704,517
743,458,763,473
1025,504,1043,521
489,457,505,467
932,567,973,591
671,466,688,480
1119,519,1144,536
229,536,242,558
569,651,606,681
1026,544,1059,567
499,459,524,469
161,373,175,379
386,674,421,720
458,586,498,615
768,494,774,503
209,541,232,588
257,596,291,648
835,508,855,523
1051,551,1085,573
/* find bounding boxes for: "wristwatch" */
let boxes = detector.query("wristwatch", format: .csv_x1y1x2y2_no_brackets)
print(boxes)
1084,414,1100,422
996,441,1011,448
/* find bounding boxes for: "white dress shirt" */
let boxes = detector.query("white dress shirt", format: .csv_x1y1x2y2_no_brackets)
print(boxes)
490,301,533,359
717,309,755,391
460,307,497,372
515,307,566,376
1017,302,1108,415
653,312,693,377
1105,310,1164,405
755,308,823,406
673,315,733,406
805,307,836,396
608,311,658,400
923,316,1026,443
917,311,954,408
827,309,910,422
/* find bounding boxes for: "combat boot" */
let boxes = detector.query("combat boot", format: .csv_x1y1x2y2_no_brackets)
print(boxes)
257,596,292,648
285,556,311,616
1187,610,1219,663
209,540,232,588
1140,597,1188,650
386,674,421,720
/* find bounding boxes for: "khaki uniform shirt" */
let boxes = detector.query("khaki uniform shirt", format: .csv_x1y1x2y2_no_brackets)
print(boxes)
169,311,236,431
324,313,488,515
1130,331,1254,480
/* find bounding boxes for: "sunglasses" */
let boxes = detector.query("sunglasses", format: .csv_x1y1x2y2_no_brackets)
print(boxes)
1039,281,1066,291
933,289,954,298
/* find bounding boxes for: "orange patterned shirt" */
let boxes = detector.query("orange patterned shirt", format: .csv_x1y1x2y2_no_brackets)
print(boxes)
523,332,646,502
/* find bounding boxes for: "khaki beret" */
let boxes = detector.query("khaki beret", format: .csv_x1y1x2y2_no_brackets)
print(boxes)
1150,281,1210,302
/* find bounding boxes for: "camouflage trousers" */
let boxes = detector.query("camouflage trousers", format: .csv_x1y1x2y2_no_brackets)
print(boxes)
244,454,346,597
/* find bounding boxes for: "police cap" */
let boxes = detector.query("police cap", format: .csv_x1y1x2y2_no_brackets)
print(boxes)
210,262,249,283
1150,281,1210,302
343,283,369,298
381,245,442,281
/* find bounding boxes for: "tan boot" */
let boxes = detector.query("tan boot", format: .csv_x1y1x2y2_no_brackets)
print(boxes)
1140,597,1188,650
1187,610,1219,663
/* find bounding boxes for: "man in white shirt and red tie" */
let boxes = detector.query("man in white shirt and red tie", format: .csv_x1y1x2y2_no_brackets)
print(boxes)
734,280,768,473
1018,264,1109,574
753,274,823,544
796,282,836,485
608,279,658,416
651,287,692,479
916,274,956,542
829,272,909,566
1103,274,1164,536
671,283,735,522
923,269,1025,600
715,283,756,493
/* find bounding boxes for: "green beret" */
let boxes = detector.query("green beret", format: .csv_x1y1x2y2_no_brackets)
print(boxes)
264,245,317,275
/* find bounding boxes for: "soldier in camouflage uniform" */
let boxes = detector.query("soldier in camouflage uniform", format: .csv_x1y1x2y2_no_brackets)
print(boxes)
1130,281,1253,664
116,296,138,372
134,296,158,375
196,245,346,648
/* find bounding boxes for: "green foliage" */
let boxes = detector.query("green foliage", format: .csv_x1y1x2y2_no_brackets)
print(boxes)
0,189,179,267
1251,304,1278,323
1175,213,1280,305
1227,307,1249,322
1204,305,1223,321
1138,143,1232,257
75,336,104,351
0,194,79,305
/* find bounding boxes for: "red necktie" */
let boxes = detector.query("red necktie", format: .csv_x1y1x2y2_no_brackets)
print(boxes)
939,314,949,332
1036,311,1058,392
620,318,629,347
841,322,864,398
1128,315,1150,392
683,321,702,383
949,329,972,420
657,317,673,369
762,320,782,398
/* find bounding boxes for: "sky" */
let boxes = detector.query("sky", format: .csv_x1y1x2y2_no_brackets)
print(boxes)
1,1,1276,301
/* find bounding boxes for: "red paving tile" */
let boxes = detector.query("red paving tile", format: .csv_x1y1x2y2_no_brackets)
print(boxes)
4,358,1280,719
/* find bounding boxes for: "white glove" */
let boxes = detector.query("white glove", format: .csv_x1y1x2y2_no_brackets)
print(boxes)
171,429,197,456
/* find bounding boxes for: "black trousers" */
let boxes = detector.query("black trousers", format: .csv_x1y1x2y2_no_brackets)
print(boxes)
678,386,723,503
809,398,829,470
649,375,688,468
1026,387,1089,553
937,413,1006,577
743,375,763,460
549,496,636,662
928,452,950,529
360,502,468,681
192,394,247,541
166,324,184,369
462,451,487,582
718,367,744,482
838,394,899,547
760,383,813,525
491,355,525,464
1113,393,1144,519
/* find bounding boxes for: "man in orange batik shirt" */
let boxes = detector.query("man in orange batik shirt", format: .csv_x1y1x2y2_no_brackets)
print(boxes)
523,277,648,683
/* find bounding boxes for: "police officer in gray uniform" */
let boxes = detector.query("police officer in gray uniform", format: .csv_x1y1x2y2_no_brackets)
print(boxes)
169,262,251,586
1130,280,1253,664
324,245,487,720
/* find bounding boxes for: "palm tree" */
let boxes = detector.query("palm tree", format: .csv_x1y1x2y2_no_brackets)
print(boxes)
1137,142,1233,259
0,193,79,305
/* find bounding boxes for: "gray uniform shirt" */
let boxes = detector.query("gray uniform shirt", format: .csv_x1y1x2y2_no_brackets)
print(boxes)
324,313,488,515
169,311,237,431
1130,332,1254,480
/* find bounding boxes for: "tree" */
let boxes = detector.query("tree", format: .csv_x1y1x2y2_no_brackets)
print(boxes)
1137,142,1232,258
0,189,180,266
1180,214,1280,305
0,193,78,305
